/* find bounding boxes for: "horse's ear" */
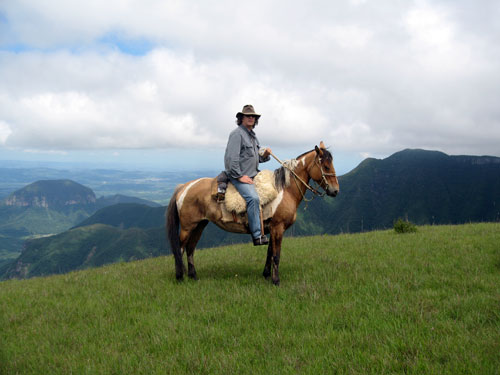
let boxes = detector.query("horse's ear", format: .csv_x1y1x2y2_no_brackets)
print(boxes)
315,145,324,156
320,141,326,149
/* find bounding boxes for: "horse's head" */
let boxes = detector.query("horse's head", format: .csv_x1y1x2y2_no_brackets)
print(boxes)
310,141,340,197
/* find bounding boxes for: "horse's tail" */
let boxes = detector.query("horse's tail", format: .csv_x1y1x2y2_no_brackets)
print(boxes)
166,185,184,280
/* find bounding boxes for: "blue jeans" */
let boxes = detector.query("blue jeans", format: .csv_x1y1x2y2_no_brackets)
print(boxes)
229,177,262,239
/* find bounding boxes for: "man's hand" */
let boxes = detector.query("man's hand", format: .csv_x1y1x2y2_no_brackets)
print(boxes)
238,175,253,184
259,147,272,158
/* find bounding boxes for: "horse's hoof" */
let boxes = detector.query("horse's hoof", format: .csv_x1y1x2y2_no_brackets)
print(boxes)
272,278,280,286
188,274,198,281
263,270,271,279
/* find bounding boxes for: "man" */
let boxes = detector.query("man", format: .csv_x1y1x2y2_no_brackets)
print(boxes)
224,104,272,246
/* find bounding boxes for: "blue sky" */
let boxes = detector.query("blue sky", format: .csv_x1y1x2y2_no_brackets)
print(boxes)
0,0,499,174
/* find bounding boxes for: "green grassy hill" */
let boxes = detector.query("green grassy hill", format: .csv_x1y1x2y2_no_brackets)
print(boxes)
1,223,499,374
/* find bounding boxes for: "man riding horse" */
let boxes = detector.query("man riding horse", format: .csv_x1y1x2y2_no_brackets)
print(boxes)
166,104,340,284
224,104,272,246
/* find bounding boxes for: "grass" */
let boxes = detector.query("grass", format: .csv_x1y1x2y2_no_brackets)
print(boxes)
1,223,499,374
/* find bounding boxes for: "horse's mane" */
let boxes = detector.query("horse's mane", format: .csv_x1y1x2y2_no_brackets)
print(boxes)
273,148,332,191
296,148,332,162
274,159,299,191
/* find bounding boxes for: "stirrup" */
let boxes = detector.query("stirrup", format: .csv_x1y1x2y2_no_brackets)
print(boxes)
253,235,269,246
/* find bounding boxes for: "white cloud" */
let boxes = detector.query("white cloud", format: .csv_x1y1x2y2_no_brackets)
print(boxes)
0,120,12,144
406,2,454,48
0,0,499,163
320,25,373,49
0,48,342,150
404,1,475,75
22,148,68,155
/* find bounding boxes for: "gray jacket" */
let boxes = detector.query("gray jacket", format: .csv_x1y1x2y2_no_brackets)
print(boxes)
224,125,270,179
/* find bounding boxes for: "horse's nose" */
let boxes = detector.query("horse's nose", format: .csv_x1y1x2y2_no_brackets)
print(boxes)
328,187,339,197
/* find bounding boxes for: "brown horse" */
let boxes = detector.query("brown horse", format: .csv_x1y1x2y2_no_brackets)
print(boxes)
166,141,340,285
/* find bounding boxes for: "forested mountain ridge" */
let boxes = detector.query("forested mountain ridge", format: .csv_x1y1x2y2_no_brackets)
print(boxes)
297,149,500,234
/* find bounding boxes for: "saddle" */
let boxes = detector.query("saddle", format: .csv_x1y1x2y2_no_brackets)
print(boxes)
211,170,279,223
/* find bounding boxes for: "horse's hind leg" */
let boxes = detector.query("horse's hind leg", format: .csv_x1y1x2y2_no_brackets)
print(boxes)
185,220,209,280
268,225,284,286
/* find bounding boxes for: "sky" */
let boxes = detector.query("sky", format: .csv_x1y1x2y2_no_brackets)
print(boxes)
1,0,499,174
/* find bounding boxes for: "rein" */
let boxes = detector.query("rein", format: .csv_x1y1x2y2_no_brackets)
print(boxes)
270,151,334,202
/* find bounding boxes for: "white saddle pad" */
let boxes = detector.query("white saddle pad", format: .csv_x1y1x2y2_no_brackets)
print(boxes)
224,170,278,214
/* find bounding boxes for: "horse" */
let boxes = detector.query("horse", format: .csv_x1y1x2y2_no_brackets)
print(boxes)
166,141,340,285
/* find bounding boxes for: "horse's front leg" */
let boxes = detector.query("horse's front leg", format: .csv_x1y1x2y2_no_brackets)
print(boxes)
263,239,273,280
270,226,284,286
271,239,282,286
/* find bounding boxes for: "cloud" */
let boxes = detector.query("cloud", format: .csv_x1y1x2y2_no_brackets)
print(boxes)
0,0,499,160
0,120,12,144
0,48,343,150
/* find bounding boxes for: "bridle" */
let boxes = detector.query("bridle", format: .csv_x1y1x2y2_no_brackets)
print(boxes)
297,154,336,199
313,155,337,193
271,151,336,202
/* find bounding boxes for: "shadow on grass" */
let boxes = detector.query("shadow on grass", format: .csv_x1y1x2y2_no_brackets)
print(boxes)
166,260,309,285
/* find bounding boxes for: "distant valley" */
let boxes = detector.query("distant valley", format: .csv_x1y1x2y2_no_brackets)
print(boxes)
0,166,219,204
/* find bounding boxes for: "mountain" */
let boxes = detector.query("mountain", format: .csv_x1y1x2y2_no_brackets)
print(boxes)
3,180,160,211
3,203,245,279
0,180,97,239
96,194,162,209
4,179,96,208
295,149,500,234
74,203,165,230
73,203,246,248
2,224,168,279
0,180,161,261
2,149,499,279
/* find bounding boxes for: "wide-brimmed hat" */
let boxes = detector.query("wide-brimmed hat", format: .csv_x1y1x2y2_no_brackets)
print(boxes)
236,104,261,119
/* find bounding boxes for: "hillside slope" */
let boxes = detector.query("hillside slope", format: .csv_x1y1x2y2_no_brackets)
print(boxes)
1,223,499,374
74,203,165,229
2,224,168,279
